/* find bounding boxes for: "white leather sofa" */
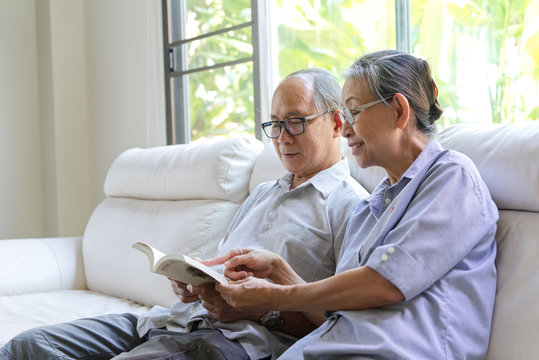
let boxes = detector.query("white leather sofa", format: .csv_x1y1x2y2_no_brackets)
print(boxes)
0,122,537,359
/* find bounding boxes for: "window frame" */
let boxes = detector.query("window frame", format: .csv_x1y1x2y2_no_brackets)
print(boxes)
162,0,411,144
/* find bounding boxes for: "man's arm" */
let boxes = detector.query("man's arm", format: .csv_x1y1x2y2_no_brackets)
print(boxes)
189,283,319,337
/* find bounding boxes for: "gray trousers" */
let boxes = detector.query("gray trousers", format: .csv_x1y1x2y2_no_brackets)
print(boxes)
0,313,250,360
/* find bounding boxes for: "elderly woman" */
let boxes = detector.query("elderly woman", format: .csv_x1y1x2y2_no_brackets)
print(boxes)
207,50,498,359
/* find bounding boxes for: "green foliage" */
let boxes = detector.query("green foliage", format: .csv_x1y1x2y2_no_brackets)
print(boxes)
185,0,254,140
183,0,538,141
412,0,538,124
276,0,395,81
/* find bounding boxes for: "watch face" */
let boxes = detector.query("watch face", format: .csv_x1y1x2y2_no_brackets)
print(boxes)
262,312,283,330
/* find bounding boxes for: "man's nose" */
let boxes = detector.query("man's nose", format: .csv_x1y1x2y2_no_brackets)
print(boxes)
278,126,294,143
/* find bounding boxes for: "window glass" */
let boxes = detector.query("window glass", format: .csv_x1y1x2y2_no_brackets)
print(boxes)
188,63,254,141
168,0,255,142
412,0,539,125
275,0,396,81
185,0,251,39
165,0,538,144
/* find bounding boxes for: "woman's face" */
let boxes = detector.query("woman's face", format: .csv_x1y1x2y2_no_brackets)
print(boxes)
341,77,396,169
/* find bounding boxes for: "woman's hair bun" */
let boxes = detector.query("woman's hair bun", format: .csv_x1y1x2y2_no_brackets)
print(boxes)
429,101,443,122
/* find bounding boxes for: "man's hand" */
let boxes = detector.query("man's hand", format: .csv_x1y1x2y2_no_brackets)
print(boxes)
200,292,263,323
169,279,199,303
181,281,262,322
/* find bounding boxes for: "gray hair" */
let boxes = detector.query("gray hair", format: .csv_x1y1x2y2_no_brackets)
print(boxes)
285,68,342,112
345,50,443,137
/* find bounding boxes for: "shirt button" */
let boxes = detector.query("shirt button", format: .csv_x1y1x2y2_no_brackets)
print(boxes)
385,198,391,204
388,247,395,254
381,254,388,261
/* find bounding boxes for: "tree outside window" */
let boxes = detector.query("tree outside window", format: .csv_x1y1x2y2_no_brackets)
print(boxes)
165,0,539,144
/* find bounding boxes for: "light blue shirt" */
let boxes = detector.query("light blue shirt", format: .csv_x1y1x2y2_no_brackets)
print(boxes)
137,159,368,359
279,140,498,360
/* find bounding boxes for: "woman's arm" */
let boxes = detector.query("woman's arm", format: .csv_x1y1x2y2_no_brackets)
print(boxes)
205,249,330,325
216,266,404,313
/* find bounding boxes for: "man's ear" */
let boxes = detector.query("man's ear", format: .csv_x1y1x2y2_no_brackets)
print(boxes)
332,110,344,128
331,110,344,137
393,93,411,129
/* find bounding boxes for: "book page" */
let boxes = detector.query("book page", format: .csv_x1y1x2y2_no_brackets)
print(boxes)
182,254,228,285
132,241,166,270
132,241,228,285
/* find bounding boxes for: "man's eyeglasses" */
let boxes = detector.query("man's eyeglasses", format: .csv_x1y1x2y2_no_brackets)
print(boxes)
344,96,393,124
261,110,331,139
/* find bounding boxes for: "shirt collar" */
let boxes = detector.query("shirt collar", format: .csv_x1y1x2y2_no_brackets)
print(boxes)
400,139,443,180
277,158,351,198
367,139,444,202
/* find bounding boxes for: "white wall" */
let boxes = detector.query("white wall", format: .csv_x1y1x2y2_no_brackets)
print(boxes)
0,0,44,238
0,0,166,239
84,0,166,207
37,0,92,237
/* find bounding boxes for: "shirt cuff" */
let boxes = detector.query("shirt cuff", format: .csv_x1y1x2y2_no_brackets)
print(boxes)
366,244,433,300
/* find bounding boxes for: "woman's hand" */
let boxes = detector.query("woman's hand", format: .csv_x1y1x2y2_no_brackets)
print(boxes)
202,248,283,281
215,277,286,311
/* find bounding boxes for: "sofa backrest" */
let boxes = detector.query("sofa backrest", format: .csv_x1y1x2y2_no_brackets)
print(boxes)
82,137,263,307
438,122,539,360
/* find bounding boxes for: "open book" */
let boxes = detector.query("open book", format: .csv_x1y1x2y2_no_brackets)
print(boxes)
132,241,228,285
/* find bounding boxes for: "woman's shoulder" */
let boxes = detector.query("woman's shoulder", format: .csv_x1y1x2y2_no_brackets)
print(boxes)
435,148,481,178
431,149,496,213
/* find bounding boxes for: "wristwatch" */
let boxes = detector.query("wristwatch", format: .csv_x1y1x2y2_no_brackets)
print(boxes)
260,311,284,331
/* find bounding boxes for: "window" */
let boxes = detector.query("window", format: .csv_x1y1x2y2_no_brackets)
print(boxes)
274,0,397,80
162,0,274,143
410,0,539,126
163,0,539,144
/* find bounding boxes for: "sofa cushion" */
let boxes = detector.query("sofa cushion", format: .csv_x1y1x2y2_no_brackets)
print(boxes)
84,138,263,308
83,198,241,307
0,237,85,296
487,210,539,359
105,137,263,203
438,122,539,211
248,142,286,193
0,290,149,347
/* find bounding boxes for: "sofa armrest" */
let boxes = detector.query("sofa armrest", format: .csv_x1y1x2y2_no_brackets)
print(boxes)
0,237,87,296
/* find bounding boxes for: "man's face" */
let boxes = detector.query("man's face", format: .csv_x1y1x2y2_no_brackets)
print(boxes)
270,76,338,180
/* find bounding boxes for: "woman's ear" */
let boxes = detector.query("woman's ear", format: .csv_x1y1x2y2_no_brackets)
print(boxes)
393,93,411,130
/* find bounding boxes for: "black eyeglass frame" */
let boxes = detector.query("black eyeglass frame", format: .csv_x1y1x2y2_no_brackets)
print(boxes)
261,110,332,139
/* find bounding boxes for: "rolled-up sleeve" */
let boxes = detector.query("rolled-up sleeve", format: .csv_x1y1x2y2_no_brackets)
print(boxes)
365,156,498,300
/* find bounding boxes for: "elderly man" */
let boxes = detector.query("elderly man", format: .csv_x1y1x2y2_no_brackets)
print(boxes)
1,68,368,360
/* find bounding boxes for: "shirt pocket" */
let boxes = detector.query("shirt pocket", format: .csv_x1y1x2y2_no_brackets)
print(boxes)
262,222,335,282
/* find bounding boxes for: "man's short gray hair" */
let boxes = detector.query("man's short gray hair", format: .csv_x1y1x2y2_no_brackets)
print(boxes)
285,68,342,112
345,50,443,137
